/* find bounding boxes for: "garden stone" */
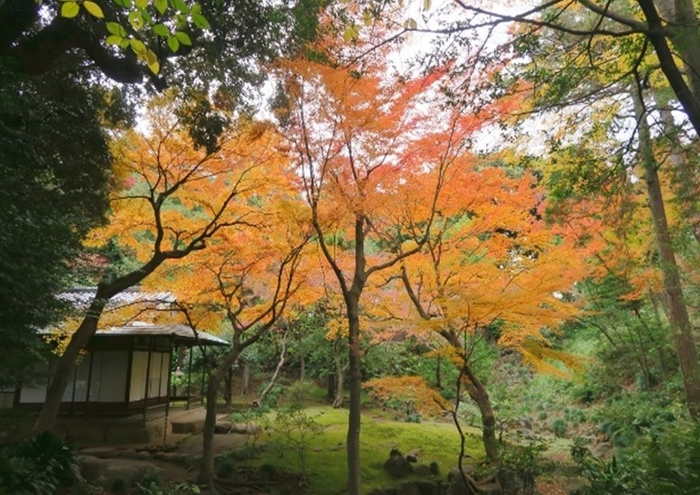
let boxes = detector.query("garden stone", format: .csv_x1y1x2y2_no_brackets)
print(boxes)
385,452,413,478
214,420,232,433
448,465,476,480
475,482,502,495
79,446,119,458
396,481,421,495
413,464,432,477
229,422,262,434
406,449,420,463
414,480,440,495
80,455,162,489
496,465,520,495
447,468,501,495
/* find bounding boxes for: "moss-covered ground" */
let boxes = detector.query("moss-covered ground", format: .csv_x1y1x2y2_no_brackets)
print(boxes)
221,403,484,494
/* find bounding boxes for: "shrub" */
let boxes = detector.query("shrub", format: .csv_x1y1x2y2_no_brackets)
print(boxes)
549,418,567,438
0,432,83,495
570,437,647,495
500,440,549,495
643,421,700,494
270,405,325,478
256,382,284,407
283,380,318,407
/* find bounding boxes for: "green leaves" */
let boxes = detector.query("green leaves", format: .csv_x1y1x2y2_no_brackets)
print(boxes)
57,0,210,75
154,0,167,14
106,22,127,37
60,2,80,18
167,35,179,53
83,1,103,18
153,23,169,36
59,0,103,19
174,31,192,46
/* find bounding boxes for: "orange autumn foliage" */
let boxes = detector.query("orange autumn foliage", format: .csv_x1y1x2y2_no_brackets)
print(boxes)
363,376,451,417
394,154,602,376
87,100,284,267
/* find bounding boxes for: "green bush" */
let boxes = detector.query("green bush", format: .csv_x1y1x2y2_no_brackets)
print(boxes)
500,440,549,495
0,432,83,495
570,437,648,495
283,380,318,407
270,405,326,478
256,382,284,407
549,418,567,438
593,391,680,448
572,421,700,495
643,421,700,494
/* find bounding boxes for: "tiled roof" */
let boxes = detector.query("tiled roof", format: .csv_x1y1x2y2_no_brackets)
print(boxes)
59,286,175,310
96,323,229,346
54,287,228,347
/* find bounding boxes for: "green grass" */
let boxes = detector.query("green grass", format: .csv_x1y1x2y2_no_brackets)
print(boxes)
235,404,484,493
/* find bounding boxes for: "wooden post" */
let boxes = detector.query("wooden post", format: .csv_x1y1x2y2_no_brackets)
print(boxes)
186,348,193,410
143,340,153,426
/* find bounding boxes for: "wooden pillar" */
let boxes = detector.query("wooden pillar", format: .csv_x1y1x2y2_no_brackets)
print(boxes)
164,341,173,446
85,351,95,411
186,348,193,410
143,339,153,426
125,349,134,405
69,365,78,416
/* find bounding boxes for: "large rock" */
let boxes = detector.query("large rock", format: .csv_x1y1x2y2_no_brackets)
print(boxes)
67,424,105,444
384,453,413,478
414,480,440,495
171,419,205,434
212,420,262,434
446,467,502,495
80,455,161,489
475,482,501,495
104,424,152,444
413,464,432,477
406,449,420,463
396,481,421,495
79,446,119,458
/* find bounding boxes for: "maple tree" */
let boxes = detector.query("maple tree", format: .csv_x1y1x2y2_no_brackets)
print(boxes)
34,95,289,433
369,150,596,462
155,188,314,483
277,30,491,488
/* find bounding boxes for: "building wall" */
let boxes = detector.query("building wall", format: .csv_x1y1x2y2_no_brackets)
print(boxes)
129,350,169,402
18,362,51,404
89,351,129,402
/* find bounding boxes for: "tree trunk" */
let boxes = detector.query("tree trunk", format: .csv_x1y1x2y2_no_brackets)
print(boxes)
254,328,289,408
637,0,700,135
224,367,233,407
633,88,700,419
198,373,221,485
462,364,500,462
443,331,499,462
653,0,700,99
241,360,250,396
199,348,243,484
332,355,345,408
345,293,363,495
300,355,306,381
35,255,167,433
34,295,107,432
